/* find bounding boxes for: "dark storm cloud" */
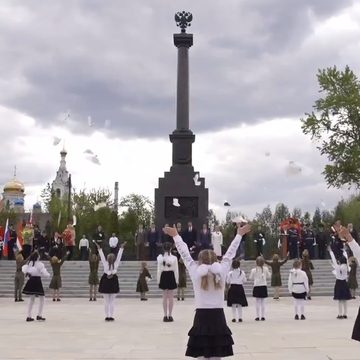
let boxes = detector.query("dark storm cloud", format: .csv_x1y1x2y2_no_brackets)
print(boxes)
0,0,355,139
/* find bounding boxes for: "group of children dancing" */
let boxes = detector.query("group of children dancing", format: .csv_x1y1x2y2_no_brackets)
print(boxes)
16,222,360,359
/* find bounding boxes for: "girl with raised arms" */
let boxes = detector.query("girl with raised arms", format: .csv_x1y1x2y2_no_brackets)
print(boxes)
163,222,251,359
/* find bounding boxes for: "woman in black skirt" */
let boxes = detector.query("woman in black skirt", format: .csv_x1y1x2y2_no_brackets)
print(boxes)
329,247,351,319
22,251,50,322
95,241,126,321
226,259,248,322
336,225,360,340
164,223,251,359
157,242,178,322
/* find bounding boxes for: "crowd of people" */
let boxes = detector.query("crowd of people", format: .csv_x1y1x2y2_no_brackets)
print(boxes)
3,219,360,359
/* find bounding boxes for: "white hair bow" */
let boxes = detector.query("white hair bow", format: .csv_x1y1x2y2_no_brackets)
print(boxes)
197,262,222,284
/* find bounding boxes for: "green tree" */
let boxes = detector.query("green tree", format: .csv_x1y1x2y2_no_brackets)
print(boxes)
271,203,290,236
312,207,322,228
292,207,302,220
301,66,360,188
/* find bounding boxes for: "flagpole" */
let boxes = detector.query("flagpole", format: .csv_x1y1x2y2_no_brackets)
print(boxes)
67,174,72,223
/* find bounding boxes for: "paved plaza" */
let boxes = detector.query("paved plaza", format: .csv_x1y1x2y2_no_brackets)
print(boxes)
0,297,359,360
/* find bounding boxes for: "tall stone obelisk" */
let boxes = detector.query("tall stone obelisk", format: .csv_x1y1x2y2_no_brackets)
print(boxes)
155,12,209,232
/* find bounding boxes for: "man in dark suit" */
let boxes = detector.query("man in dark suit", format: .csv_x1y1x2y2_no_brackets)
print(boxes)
182,221,197,250
8,224,17,260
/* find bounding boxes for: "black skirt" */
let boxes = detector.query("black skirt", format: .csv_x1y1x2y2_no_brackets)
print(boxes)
159,271,177,290
352,306,360,341
227,284,248,307
292,292,307,299
333,279,351,300
253,285,268,298
98,274,119,294
186,308,234,358
23,276,45,296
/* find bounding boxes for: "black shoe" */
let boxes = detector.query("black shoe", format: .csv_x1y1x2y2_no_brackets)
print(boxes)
89,298,93,301
307,296,312,300
57,299,61,302
343,315,348,319
239,319,243,322
181,298,184,301
255,317,260,321
26,317,34,322
163,316,168,322
52,299,56,302
19,299,24,302
261,317,265,321
232,319,236,323
15,299,18,302
105,317,110,321
140,298,148,301
93,298,97,301
177,297,180,301
36,316,46,321
168,316,174,322
337,315,342,319
300,315,306,320
109,317,115,321
295,315,299,320
352,296,356,299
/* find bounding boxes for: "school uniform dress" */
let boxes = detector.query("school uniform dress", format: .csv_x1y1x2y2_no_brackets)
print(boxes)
301,257,314,286
288,269,309,299
88,258,100,285
22,261,50,296
249,266,271,298
329,251,351,301
157,253,179,290
348,240,360,341
226,269,248,307
49,258,66,290
173,233,244,358
98,248,123,294
265,258,288,287
136,268,152,293
178,260,187,288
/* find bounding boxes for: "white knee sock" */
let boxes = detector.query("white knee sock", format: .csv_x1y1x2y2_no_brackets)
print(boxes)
260,298,265,318
238,305,243,320
299,299,305,316
38,296,44,316
294,299,299,315
27,295,35,317
255,298,261,317
338,300,343,316
343,300,348,316
104,294,110,317
231,305,237,320
109,294,116,317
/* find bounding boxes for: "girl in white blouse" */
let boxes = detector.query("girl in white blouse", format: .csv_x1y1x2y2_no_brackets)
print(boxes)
226,259,248,322
249,256,271,321
329,247,351,319
164,223,251,359
157,242,179,322
22,251,50,322
95,241,126,322
333,224,360,341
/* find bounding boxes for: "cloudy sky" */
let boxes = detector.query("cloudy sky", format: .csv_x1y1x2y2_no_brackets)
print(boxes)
1,0,359,221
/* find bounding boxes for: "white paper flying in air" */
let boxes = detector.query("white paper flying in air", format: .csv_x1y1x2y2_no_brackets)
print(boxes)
88,116,93,127
193,173,201,186
84,149,94,155
173,198,180,207
53,137,61,146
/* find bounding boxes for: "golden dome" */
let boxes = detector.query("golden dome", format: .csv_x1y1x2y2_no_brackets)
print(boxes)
3,179,25,192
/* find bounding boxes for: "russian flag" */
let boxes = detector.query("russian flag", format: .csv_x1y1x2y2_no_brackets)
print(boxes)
3,219,10,258
16,223,23,251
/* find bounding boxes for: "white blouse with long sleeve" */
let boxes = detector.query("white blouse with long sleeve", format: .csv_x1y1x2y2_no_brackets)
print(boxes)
99,248,123,275
226,268,246,285
288,269,309,294
156,253,179,284
249,266,271,287
22,261,50,278
329,249,349,280
348,240,360,263
173,233,242,309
